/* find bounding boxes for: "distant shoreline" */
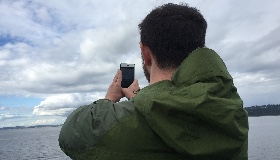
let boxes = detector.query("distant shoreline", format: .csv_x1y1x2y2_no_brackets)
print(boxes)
0,124,63,130
244,104,280,117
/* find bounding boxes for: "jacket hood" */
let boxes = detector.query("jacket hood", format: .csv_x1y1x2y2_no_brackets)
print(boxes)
133,48,248,159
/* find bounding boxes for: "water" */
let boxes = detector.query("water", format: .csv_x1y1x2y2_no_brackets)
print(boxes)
248,116,280,160
0,116,279,160
0,126,70,160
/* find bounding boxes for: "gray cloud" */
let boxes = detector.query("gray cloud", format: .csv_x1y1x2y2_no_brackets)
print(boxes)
220,26,280,73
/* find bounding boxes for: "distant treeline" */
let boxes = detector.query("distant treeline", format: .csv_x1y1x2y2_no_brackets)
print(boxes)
244,104,280,117
0,124,63,130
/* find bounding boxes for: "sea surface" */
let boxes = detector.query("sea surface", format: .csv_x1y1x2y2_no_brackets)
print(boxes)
0,116,279,160
248,116,280,160
0,126,70,160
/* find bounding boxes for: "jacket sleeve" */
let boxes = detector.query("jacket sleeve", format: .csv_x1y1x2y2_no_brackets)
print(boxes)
58,99,134,159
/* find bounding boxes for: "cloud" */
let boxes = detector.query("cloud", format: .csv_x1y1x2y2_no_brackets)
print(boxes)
0,106,33,123
0,105,67,127
219,26,280,73
0,1,57,44
79,26,139,63
30,119,57,125
0,0,144,96
0,114,26,121
32,93,104,116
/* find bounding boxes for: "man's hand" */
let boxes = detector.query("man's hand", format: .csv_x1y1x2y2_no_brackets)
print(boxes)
105,70,123,102
122,80,140,100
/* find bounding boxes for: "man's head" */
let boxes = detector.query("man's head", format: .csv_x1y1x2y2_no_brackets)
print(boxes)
139,3,207,82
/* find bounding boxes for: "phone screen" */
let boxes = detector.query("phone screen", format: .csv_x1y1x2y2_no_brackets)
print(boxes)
120,64,134,88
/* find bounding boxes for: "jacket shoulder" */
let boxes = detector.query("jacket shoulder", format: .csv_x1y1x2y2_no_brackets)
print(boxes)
58,99,135,158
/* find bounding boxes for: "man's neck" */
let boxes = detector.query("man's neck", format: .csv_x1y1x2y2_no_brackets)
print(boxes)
149,67,175,84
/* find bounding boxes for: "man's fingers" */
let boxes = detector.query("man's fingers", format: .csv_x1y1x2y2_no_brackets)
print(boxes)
134,79,139,85
132,80,139,87
113,72,117,82
118,70,122,82
113,70,121,83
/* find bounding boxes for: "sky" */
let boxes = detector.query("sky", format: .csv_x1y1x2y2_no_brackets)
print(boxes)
0,0,280,128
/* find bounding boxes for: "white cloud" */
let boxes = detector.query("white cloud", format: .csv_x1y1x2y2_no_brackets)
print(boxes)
33,93,104,116
79,25,139,63
0,113,25,121
34,7,52,25
30,119,57,125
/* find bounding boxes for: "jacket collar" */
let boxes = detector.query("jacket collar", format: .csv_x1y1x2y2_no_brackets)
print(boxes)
171,48,232,87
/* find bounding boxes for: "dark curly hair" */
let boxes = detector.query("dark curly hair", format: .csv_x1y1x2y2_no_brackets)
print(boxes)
139,3,207,69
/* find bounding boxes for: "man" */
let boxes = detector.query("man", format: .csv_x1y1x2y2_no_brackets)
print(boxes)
59,3,249,160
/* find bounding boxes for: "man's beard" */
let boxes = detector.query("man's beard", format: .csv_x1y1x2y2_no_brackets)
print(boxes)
142,57,150,83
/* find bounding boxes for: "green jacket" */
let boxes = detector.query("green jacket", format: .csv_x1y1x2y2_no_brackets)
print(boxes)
59,48,249,160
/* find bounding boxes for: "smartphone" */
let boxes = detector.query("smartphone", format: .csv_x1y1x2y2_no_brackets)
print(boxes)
120,63,135,88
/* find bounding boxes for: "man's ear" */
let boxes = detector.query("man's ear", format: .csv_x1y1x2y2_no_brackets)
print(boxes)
140,42,152,66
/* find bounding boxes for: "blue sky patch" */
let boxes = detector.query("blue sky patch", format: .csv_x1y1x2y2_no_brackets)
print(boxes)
0,35,25,46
